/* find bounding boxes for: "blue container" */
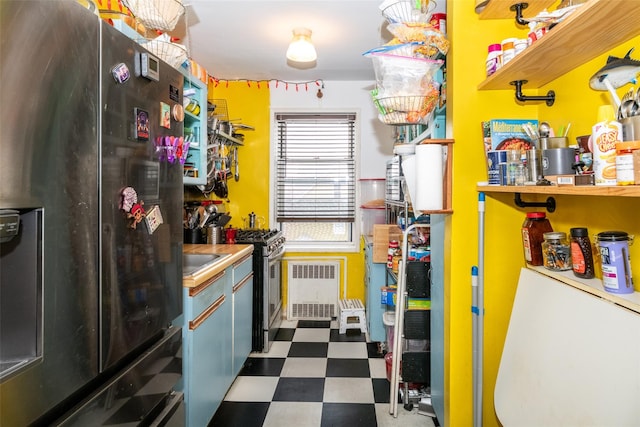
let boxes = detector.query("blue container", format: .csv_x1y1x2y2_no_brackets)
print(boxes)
596,231,634,294
487,150,507,185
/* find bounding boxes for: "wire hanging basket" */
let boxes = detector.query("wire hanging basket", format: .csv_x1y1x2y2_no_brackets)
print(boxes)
374,95,438,125
140,33,188,69
379,0,436,24
122,0,184,32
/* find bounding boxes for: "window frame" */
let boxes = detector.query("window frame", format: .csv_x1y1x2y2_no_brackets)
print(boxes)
270,108,361,252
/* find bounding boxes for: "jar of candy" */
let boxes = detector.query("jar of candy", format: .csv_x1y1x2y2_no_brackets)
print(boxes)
542,231,572,271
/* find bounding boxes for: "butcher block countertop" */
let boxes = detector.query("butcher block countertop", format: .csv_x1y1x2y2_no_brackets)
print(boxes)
183,244,253,288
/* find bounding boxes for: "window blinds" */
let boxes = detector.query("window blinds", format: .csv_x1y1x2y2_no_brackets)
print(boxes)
276,113,356,222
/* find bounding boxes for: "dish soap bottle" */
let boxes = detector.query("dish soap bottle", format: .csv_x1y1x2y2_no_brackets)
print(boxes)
591,104,621,185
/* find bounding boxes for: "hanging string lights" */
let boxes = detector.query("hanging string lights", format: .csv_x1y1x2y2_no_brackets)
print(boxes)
208,77,324,93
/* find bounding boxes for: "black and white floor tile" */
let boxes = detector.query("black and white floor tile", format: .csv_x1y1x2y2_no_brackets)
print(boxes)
209,319,437,427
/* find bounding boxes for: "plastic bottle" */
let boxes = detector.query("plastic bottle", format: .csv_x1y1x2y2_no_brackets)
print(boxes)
387,240,399,268
521,212,553,266
570,227,595,279
592,105,622,185
615,140,640,185
501,38,516,65
595,231,634,294
527,22,537,45
486,44,502,77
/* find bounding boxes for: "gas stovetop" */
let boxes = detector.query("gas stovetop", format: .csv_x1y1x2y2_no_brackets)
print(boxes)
235,229,281,243
235,229,285,256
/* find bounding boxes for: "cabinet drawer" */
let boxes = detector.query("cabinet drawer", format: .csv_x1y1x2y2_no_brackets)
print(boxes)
188,270,226,319
233,253,253,287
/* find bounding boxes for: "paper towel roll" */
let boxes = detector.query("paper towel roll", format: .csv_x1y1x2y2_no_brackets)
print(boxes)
414,144,443,211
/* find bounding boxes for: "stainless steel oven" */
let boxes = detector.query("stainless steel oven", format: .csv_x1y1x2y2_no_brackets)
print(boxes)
234,229,285,352
265,242,284,350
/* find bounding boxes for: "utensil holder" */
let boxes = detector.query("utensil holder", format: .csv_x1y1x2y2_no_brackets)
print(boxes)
184,228,205,244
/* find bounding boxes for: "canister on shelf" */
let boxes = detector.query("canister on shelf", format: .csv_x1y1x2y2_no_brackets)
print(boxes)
501,38,516,65
592,105,621,185
595,231,634,294
615,140,640,185
570,227,595,279
387,240,400,269
521,212,553,266
486,43,502,77
542,231,572,271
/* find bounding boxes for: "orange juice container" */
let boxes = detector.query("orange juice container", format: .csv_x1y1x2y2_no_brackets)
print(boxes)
591,105,621,185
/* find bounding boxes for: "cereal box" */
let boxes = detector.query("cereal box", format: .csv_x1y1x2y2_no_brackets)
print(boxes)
481,119,538,152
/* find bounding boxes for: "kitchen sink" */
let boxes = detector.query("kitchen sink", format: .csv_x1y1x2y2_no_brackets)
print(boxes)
183,253,227,276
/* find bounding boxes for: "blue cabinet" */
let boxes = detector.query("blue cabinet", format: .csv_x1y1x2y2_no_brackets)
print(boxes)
183,268,231,427
364,239,386,343
182,251,254,426
232,254,254,377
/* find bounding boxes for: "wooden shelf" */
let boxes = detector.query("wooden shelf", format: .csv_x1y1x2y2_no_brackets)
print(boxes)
477,0,556,20
478,0,640,90
529,265,640,314
477,184,640,197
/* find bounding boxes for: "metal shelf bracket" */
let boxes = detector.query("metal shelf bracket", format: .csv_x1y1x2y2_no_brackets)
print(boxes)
511,80,555,106
510,2,530,26
514,193,556,212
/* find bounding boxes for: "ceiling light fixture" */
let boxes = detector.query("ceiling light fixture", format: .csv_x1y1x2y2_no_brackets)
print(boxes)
286,27,317,63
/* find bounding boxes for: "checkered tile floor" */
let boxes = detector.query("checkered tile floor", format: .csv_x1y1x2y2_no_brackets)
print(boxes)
209,319,437,427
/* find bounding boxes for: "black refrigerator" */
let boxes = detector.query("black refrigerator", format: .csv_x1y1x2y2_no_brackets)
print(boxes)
0,1,185,425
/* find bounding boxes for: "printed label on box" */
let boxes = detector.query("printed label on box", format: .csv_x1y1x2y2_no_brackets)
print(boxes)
482,119,538,152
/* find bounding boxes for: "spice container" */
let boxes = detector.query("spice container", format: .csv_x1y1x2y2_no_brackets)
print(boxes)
595,231,634,294
570,227,595,279
521,212,553,266
387,240,400,268
485,43,502,77
501,38,516,65
542,231,572,271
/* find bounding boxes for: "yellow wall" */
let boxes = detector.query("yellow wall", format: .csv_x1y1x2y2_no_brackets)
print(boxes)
449,3,640,426
207,82,271,229
206,82,366,307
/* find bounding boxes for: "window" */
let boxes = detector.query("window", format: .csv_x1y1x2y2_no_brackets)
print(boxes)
275,113,357,248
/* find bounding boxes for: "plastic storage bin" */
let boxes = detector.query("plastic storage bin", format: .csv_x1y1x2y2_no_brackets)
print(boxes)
359,178,386,207
383,311,396,351
361,207,386,236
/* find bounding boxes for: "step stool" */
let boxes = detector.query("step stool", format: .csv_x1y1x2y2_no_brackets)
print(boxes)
338,299,367,334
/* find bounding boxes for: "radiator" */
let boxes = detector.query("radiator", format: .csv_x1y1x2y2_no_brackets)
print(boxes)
287,260,340,320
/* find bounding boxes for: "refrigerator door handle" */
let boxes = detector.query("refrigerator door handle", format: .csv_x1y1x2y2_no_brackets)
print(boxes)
149,391,184,427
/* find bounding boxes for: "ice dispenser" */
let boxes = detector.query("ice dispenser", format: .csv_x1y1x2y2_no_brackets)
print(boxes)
0,208,43,381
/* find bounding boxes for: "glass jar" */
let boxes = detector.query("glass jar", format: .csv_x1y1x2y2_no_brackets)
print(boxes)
570,227,595,279
521,212,553,266
542,231,572,271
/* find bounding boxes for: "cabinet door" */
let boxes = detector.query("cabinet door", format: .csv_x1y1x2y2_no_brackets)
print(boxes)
186,294,229,427
183,269,232,427
233,273,253,377
364,243,386,342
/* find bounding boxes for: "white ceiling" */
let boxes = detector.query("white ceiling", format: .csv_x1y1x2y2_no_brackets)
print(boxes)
172,0,392,82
